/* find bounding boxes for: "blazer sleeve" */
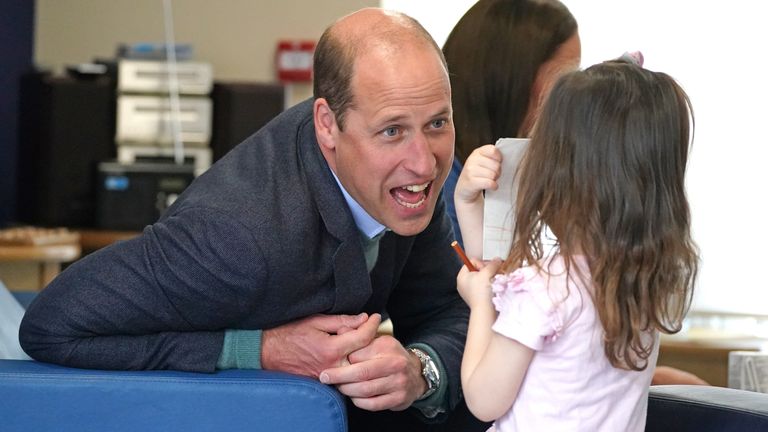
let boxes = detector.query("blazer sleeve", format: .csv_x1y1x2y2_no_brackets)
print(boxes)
19,206,268,372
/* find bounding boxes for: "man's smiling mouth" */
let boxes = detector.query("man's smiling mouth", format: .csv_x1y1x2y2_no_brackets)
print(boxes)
392,181,431,208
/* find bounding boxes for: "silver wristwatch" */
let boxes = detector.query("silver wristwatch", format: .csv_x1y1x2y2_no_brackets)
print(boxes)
409,347,440,400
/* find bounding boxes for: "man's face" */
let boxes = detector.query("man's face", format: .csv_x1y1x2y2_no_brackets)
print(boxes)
320,45,454,236
520,32,582,137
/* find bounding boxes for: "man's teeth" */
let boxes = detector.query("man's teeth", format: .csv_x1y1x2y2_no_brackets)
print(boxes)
402,182,430,192
399,198,425,208
395,182,430,208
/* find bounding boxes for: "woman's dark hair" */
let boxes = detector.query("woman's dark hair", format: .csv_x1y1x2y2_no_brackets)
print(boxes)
505,60,699,370
443,0,577,164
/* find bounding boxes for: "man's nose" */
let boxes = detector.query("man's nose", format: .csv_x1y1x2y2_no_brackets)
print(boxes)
404,132,437,175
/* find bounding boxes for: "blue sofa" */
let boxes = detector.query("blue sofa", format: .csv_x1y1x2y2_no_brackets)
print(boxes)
1,287,347,432
646,384,768,431
0,359,347,432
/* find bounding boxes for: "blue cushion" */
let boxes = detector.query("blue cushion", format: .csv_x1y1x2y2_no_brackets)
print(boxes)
0,359,347,432
646,385,768,432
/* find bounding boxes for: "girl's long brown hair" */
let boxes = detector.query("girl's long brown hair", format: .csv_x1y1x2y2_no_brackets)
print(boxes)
504,60,699,370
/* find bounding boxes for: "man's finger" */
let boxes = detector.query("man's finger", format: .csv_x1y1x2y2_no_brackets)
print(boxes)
351,393,409,412
310,313,369,334
320,356,387,386
336,374,390,399
336,374,412,412
327,313,380,357
335,312,380,342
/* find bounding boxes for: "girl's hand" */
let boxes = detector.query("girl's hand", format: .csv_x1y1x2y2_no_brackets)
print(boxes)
455,145,502,205
457,258,503,309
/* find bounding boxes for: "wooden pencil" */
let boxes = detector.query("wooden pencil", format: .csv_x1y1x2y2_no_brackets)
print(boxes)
451,240,477,272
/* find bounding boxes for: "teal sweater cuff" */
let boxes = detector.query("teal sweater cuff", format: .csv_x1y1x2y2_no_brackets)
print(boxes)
216,329,263,370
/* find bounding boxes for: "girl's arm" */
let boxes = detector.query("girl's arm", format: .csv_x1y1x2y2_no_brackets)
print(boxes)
454,145,502,259
456,262,534,422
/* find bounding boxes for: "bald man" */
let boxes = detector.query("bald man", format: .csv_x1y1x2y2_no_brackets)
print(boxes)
21,8,488,431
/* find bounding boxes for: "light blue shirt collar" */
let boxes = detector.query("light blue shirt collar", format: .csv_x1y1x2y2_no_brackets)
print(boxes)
331,171,387,240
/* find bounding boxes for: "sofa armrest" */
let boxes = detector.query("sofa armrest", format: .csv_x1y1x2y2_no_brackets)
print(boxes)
646,384,768,432
0,359,347,432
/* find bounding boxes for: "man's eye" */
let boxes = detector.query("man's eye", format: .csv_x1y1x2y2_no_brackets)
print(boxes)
431,119,446,129
383,127,399,137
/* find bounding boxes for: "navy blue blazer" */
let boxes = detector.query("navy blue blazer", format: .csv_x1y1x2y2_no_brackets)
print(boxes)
20,99,467,408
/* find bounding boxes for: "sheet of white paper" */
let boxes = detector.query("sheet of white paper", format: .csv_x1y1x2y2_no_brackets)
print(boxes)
482,138,530,260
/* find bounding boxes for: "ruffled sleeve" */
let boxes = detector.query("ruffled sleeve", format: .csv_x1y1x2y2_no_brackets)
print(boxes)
491,267,564,350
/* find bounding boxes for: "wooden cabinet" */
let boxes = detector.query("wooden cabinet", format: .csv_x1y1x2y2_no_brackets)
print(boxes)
659,332,766,387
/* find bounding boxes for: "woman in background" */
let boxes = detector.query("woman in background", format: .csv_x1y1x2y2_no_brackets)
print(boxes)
441,0,581,246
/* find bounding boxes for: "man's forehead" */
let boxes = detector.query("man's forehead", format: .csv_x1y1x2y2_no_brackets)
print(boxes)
352,88,452,129
352,41,448,84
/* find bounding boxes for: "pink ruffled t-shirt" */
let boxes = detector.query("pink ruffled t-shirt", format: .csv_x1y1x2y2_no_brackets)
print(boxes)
489,255,658,432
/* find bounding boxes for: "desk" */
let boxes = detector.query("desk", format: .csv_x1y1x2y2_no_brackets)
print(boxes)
77,229,141,254
0,228,139,291
0,243,81,291
659,333,766,387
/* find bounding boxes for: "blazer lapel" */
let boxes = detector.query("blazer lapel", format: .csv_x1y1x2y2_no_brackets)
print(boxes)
297,116,372,313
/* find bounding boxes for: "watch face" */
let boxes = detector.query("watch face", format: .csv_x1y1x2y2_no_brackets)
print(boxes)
411,348,439,397
424,364,438,389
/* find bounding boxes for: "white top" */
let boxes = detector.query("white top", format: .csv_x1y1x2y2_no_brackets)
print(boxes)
490,255,658,432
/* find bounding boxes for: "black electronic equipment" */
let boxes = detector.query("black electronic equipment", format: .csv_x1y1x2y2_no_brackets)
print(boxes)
210,82,285,162
96,161,194,231
16,72,116,227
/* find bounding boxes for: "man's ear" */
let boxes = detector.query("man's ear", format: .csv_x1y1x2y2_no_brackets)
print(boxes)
314,98,337,151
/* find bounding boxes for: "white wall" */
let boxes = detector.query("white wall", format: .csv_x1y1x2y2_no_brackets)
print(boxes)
35,0,376,82
386,0,768,316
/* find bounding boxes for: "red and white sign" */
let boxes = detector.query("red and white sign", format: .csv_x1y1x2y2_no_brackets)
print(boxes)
276,40,316,82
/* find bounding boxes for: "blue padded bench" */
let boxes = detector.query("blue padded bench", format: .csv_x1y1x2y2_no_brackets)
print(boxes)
2,287,346,431
0,359,347,432
646,384,768,431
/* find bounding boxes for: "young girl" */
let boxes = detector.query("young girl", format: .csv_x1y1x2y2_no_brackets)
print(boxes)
454,57,698,431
